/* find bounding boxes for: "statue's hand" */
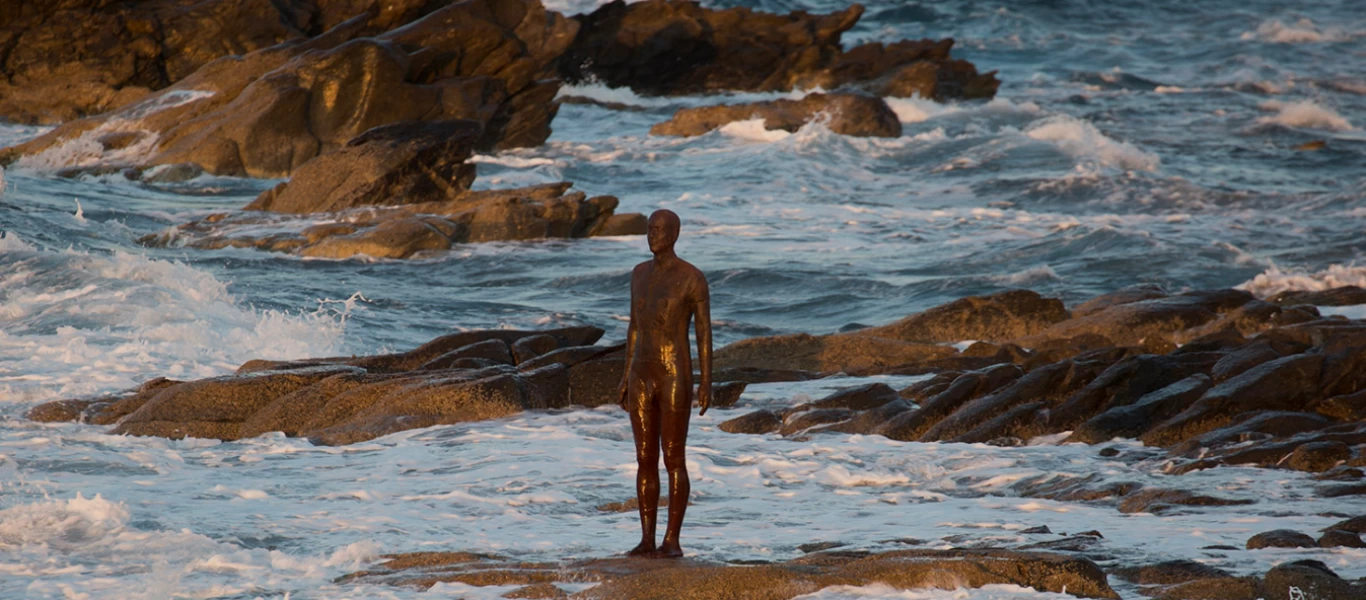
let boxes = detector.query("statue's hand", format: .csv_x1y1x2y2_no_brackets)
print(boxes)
697,380,712,416
617,381,629,410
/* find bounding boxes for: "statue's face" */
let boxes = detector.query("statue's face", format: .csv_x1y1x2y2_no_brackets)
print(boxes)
647,210,679,254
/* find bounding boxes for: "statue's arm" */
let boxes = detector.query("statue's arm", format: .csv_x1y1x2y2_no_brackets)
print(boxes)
618,271,638,408
694,272,713,416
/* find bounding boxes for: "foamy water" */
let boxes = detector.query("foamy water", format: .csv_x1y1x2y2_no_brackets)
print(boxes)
2,0,1365,597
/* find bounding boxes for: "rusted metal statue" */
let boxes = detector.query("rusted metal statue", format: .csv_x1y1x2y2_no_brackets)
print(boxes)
617,209,712,558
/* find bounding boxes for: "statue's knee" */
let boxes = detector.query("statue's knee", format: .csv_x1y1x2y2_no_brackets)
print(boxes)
663,451,686,472
636,450,660,466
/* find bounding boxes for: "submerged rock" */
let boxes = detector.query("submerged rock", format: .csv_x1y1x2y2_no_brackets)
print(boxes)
650,93,902,138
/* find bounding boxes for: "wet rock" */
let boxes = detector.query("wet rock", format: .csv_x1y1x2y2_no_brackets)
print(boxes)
651,93,902,138
810,383,900,411
1018,289,1255,350
560,0,997,100
1312,388,1366,421
919,360,1105,442
1098,447,1120,457
876,364,1024,441
779,408,854,436
1270,286,1366,306
710,381,748,409
1072,285,1168,318
1157,575,1261,599
1117,488,1254,514
504,582,567,598
1287,441,1352,472
420,339,516,370
713,331,956,375
1323,515,1366,534
1051,352,1221,432
568,355,626,408
306,372,531,445
27,399,98,423
244,120,480,214
596,212,648,236
1261,560,1363,600
857,290,1068,345
1070,374,1213,444
1246,529,1317,549
1111,560,1232,586
815,399,914,435
519,344,621,372
1020,526,1052,534
712,367,823,385
1318,529,1366,548
719,409,782,435
512,334,560,364
1318,483,1366,497
798,541,846,553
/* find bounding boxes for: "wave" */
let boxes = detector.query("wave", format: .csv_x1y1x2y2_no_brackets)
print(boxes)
0,233,346,403
1241,18,1357,44
1256,100,1354,131
1024,115,1160,172
1236,263,1366,297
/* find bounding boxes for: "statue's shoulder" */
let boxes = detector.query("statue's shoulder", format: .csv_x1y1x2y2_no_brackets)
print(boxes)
678,259,708,284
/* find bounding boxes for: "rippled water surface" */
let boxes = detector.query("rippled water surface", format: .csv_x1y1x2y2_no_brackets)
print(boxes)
1,0,1365,597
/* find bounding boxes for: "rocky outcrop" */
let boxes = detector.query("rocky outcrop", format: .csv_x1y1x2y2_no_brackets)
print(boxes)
140,181,633,259
341,548,1117,599
28,326,613,444
2,0,578,177
559,0,998,100
650,93,902,138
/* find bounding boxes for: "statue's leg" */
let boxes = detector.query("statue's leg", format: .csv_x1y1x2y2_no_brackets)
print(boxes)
627,375,660,556
654,378,692,558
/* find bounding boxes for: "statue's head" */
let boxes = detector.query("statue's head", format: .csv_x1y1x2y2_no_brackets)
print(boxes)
647,209,680,255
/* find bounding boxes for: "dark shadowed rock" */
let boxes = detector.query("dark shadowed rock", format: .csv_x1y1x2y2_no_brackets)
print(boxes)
713,332,956,375
1069,374,1213,444
1072,285,1167,318
719,409,782,435
1050,352,1221,432
419,339,515,370
1323,515,1366,534
1261,560,1364,600
1157,576,1260,600
810,383,900,411
919,360,1106,442
1313,388,1366,421
858,290,1069,345
1318,529,1366,548
512,334,560,364
877,364,1023,441
1117,488,1254,514
651,93,902,138
816,399,914,435
1287,441,1352,472
1018,289,1255,350
779,408,854,436
1246,529,1318,549
1111,560,1232,586
1209,339,1281,382
1270,286,1366,306
710,381,748,408
568,355,626,407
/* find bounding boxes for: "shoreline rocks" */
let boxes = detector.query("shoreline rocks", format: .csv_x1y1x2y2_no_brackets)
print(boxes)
649,93,902,138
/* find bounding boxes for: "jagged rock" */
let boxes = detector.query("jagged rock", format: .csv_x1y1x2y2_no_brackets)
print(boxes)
568,354,626,407
1157,575,1261,600
858,290,1068,345
779,408,854,436
877,364,1023,441
1017,289,1255,350
719,409,782,434
1287,440,1353,472
710,381,748,409
245,120,480,213
1270,286,1366,306
1246,529,1317,549
919,359,1108,442
1072,285,1168,318
650,93,901,138
1050,353,1221,432
816,399,913,435
1209,339,1283,382
419,339,515,370
713,332,956,375
512,334,560,364
560,0,997,100
143,182,634,259
1069,374,1213,444
3,0,578,175
807,383,899,411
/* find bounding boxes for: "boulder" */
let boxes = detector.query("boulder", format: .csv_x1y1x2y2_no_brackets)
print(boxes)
1287,440,1352,472
1069,374,1213,444
1017,289,1255,350
779,408,854,436
1110,560,1232,586
877,364,1023,441
1269,286,1366,306
1246,529,1318,549
650,93,902,138
512,334,560,364
1049,353,1221,431
1260,561,1364,600
719,409,782,435
559,0,998,100
1117,488,1254,514
808,383,900,411
857,290,1069,345
713,332,956,375
3,0,578,175
1318,529,1366,548
1071,285,1168,318
419,339,515,370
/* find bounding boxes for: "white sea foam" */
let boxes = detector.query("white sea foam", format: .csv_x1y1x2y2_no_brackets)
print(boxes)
719,118,793,142
10,90,214,173
1236,263,1366,297
795,583,1085,599
0,235,345,402
993,265,1061,285
1256,100,1354,131
1241,18,1356,44
886,97,1041,124
1024,115,1160,171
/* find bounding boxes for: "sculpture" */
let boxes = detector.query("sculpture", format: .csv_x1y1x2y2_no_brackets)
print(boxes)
618,209,712,558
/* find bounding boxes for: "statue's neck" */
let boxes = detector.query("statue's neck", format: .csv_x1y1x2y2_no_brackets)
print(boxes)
652,249,678,265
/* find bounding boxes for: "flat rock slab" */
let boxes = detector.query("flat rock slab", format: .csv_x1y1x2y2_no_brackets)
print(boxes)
342,548,1118,599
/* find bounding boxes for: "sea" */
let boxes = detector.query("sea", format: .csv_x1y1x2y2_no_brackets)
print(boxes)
1,0,1364,597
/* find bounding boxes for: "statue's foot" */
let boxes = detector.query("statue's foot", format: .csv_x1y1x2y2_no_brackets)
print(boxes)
626,541,656,557
648,542,683,559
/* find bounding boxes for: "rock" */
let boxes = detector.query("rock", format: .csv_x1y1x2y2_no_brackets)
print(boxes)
710,381,748,408
1069,374,1213,444
512,335,560,364
504,582,567,598
1209,339,1281,382
1246,529,1318,550
810,383,900,411
719,409,782,434
420,339,516,370
713,332,956,375
858,290,1069,345
1261,560,1363,600
1317,483,1366,497
1020,526,1052,534
1141,353,1326,447
27,399,97,423
1050,352,1221,432
1323,515,1366,534
1072,285,1168,318
876,364,1023,441
650,93,902,138
1269,286,1366,306
919,360,1107,442
519,344,621,372
1287,441,1352,472
1157,576,1261,600
817,399,914,435
560,0,998,100
1312,389,1366,421
1318,529,1366,548
1117,488,1254,514
146,184,627,258
568,355,626,407
306,372,534,445
779,408,854,436
596,213,648,236
1111,560,1232,586
245,120,480,213
4,0,578,175
1017,289,1255,350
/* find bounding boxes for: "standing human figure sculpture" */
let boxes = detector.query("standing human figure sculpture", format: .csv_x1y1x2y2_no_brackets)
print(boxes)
617,209,712,558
